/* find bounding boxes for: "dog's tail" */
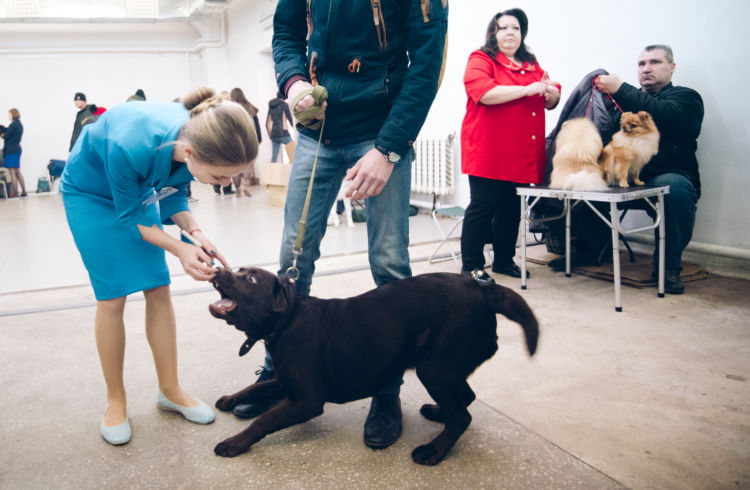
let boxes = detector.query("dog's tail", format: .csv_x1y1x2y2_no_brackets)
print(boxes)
483,285,539,356
550,169,609,191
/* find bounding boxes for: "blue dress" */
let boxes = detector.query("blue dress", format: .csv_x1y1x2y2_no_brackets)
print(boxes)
61,102,193,300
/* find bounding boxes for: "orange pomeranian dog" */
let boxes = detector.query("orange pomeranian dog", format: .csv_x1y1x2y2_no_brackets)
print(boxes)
599,111,660,187
549,118,608,191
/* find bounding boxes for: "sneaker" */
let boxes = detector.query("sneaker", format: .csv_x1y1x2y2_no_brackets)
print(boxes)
665,268,685,294
233,368,281,419
461,268,495,286
363,394,402,449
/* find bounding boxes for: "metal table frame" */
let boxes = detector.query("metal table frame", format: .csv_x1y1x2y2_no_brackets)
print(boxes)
516,185,670,311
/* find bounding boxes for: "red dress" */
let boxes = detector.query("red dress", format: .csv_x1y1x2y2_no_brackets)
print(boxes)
461,50,558,184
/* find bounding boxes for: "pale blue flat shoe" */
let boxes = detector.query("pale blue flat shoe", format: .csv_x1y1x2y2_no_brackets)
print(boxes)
100,410,131,446
157,390,215,424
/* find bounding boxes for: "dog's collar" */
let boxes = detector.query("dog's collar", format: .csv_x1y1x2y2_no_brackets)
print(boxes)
239,338,256,357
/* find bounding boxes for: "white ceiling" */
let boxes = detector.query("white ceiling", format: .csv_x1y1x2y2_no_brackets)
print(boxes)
0,0,232,21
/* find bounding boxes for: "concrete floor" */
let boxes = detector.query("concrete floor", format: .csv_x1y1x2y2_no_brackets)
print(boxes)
1,184,748,489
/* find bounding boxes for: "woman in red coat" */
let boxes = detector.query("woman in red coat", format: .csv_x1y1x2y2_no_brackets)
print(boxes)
460,8,561,284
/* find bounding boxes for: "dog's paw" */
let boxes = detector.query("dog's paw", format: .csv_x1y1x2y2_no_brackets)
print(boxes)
419,403,444,423
411,443,445,466
214,437,251,458
215,395,238,412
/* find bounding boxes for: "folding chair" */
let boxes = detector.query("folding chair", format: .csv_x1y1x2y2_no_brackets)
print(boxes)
428,205,465,265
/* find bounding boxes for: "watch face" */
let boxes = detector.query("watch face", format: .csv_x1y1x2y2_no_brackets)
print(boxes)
388,152,401,163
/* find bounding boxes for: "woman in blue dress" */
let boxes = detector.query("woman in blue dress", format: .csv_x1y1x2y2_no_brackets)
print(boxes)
62,87,258,445
3,108,27,197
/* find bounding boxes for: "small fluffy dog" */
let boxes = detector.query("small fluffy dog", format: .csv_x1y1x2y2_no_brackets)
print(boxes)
599,111,660,187
549,118,608,191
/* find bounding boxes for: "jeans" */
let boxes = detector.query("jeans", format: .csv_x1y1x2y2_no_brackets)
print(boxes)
643,173,698,271
264,133,412,396
461,176,522,270
271,135,293,162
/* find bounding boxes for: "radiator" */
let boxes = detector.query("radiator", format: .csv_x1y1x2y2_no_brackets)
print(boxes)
411,134,456,196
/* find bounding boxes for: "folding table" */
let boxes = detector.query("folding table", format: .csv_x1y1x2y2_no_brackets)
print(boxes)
516,185,670,311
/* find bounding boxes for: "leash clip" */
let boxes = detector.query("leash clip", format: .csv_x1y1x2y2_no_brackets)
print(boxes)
285,248,302,282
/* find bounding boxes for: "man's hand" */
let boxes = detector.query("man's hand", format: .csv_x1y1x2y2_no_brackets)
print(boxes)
344,148,395,199
597,74,623,94
286,80,327,118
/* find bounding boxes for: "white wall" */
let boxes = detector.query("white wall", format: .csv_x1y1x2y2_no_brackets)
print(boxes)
1,0,747,255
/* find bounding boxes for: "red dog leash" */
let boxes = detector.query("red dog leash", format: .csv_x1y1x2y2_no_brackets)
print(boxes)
586,75,624,118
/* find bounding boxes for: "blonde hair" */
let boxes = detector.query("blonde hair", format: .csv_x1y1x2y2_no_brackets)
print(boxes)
180,86,258,167
9,108,20,119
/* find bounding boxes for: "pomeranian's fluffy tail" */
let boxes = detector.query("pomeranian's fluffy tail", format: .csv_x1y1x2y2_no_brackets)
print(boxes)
549,169,609,191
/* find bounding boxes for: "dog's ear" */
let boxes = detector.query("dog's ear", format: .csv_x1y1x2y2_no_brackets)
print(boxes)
272,275,295,313
637,111,650,121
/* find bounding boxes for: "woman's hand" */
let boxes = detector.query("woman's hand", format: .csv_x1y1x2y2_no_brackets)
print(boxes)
524,82,547,98
190,230,231,270
543,84,561,109
175,242,217,281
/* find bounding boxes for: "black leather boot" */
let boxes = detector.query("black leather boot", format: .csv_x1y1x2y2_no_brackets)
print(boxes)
363,394,402,449
233,368,281,419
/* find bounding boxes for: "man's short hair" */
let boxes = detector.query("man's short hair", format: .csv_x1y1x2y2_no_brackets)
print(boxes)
74,92,87,102
644,44,674,64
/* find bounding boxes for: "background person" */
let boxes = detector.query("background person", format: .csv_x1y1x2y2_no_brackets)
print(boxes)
230,87,263,196
597,45,704,294
229,0,448,452
459,8,561,285
61,87,258,445
265,92,293,163
3,108,26,197
70,92,96,152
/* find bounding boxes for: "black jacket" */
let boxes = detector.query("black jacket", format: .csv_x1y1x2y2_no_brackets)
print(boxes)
70,104,96,151
272,0,448,155
3,119,23,155
544,69,620,179
266,98,293,140
612,82,704,198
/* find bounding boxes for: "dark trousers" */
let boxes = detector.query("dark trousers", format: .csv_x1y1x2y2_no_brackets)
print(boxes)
460,176,522,270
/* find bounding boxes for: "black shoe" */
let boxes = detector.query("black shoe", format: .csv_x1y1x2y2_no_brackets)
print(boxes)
461,268,495,286
223,185,235,194
233,368,280,419
665,268,685,295
363,394,402,449
213,184,221,194
492,263,529,278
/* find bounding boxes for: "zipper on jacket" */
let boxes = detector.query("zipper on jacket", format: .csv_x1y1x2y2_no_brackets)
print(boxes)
370,0,387,50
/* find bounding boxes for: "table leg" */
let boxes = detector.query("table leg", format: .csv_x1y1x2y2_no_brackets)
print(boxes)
658,193,665,298
611,201,622,312
565,199,571,278
520,196,527,290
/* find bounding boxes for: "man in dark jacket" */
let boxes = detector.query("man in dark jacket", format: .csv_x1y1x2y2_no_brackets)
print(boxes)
70,92,97,152
598,45,704,294
232,0,448,450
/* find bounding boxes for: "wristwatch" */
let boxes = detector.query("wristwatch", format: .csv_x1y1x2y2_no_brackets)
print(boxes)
374,144,401,164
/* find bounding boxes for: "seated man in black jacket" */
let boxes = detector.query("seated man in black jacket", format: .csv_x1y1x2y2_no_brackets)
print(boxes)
598,45,704,294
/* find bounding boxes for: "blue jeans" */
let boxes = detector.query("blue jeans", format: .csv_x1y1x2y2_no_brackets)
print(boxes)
265,133,412,396
643,173,698,270
271,135,293,162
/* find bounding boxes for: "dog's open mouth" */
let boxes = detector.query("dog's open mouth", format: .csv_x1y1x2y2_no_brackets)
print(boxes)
209,298,236,317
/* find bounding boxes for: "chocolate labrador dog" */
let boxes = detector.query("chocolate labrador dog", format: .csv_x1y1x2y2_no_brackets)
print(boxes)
209,267,539,465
